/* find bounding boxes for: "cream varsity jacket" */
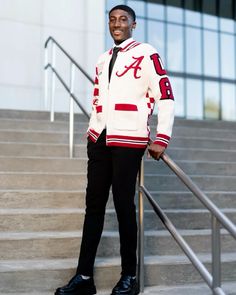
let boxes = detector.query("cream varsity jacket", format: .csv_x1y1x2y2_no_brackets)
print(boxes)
88,38,175,149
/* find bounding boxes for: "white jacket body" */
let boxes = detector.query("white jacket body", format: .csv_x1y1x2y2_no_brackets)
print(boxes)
88,38,175,148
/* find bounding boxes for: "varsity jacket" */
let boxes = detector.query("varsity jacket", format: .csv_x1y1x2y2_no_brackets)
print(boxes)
88,38,175,149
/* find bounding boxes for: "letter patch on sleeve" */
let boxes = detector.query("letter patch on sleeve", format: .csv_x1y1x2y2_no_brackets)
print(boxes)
159,77,174,100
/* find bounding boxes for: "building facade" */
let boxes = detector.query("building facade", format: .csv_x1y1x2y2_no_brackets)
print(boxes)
1,0,236,121
106,0,236,121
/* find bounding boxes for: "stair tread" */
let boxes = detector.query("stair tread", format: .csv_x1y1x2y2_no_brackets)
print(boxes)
0,228,231,240
1,253,236,272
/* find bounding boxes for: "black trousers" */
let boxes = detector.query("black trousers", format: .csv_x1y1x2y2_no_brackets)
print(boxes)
77,130,145,276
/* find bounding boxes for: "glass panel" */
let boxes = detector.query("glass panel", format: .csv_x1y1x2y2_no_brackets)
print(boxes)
220,18,235,33
186,27,202,74
203,14,218,30
167,6,184,24
203,31,219,77
221,83,236,121
167,24,184,72
127,0,145,17
221,33,235,79
185,10,201,27
204,81,220,119
186,79,203,119
147,20,165,64
105,15,113,49
106,0,125,11
147,2,165,21
171,77,185,117
133,17,145,42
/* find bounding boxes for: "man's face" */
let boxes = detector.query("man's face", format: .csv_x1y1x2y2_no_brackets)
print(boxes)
109,9,136,45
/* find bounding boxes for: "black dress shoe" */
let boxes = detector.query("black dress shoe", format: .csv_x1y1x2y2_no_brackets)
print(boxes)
111,275,139,295
55,274,96,295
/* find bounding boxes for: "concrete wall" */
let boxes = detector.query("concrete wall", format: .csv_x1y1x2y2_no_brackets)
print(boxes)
0,0,106,112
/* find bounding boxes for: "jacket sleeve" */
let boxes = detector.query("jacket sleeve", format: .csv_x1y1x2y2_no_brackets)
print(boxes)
147,47,175,148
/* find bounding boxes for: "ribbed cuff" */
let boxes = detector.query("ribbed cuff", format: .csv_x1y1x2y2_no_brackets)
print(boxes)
153,133,170,148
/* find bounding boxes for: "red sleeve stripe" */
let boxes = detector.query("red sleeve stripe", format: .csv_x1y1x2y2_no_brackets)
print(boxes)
153,140,168,148
93,88,99,96
96,106,102,113
156,133,170,140
94,77,99,85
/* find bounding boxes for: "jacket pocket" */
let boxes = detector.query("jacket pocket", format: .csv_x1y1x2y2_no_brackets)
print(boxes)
113,103,138,131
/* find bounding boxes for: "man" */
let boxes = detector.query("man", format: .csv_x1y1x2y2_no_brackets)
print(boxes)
55,4,174,295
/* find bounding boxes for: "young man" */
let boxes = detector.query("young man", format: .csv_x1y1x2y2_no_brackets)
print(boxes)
55,4,174,295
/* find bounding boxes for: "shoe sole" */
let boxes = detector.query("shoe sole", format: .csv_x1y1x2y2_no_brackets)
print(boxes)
110,288,139,295
55,286,96,295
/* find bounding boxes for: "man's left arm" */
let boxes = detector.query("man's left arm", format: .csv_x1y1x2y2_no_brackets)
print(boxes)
147,49,175,160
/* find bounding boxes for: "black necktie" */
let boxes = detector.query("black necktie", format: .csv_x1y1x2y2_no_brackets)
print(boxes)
109,47,120,82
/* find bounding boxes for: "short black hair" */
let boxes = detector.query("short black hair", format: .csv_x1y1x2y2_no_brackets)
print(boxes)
109,5,136,21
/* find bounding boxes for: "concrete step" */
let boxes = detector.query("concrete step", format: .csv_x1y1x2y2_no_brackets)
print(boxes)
173,117,236,129
142,282,236,295
1,141,236,162
1,157,236,177
1,281,236,295
0,130,87,144
0,208,235,232
1,118,236,141
0,142,87,158
171,125,236,139
169,136,236,150
1,109,236,130
1,129,236,150
0,109,88,122
2,171,236,191
145,160,236,176
145,174,236,191
0,230,235,260
0,157,87,173
1,190,236,210
0,172,86,190
148,191,236,210
0,254,235,292
167,147,236,162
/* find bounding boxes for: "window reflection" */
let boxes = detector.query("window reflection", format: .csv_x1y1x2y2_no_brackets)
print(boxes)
171,77,185,117
186,79,203,119
186,27,202,74
221,83,236,121
204,81,220,119
167,6,183,24
106,0,125,10
147,20,165,64
167,24,184,72
220,18,235,33
185,10,201,27
203,14,218,30
133,18,145,42
203,31,219,77
147,3,165,21
221,33,235,79
127,0,145,17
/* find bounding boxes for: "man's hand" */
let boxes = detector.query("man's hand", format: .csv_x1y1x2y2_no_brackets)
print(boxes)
148,142,166,160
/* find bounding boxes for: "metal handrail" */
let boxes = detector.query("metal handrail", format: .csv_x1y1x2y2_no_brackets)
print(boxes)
138,153,236,295
44,36,92,158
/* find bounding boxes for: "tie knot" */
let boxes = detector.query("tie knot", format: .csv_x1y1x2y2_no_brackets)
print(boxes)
113,47,120,55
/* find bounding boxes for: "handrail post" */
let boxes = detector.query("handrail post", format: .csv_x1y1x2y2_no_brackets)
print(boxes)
50,42,56,122
138,158,145,293
69,63,75,158
212,214,221,294
44,42,49,110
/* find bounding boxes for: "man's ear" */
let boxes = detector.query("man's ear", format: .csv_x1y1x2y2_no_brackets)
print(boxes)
132,22,136,30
